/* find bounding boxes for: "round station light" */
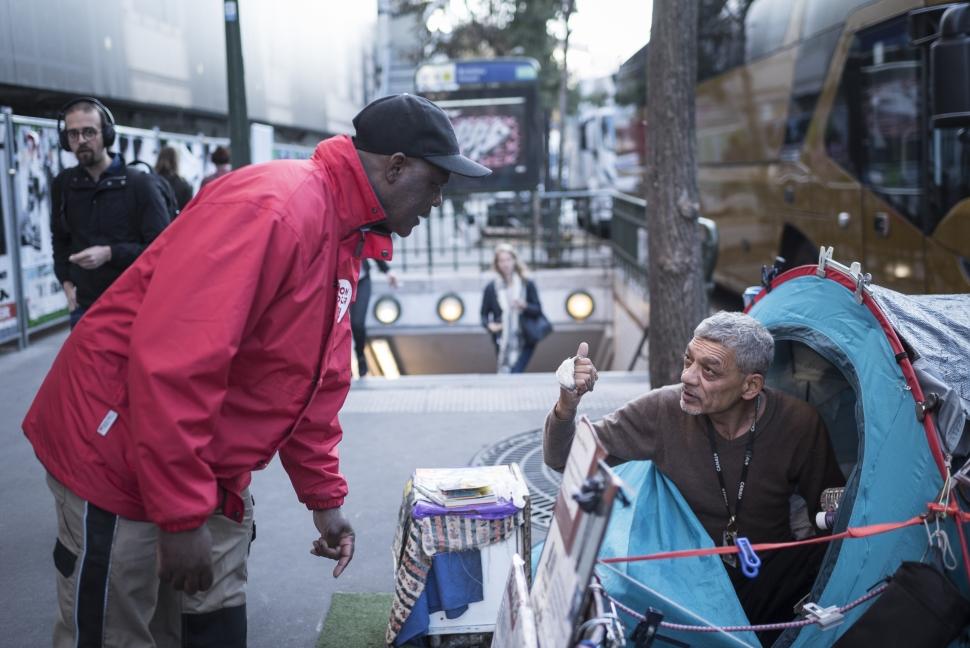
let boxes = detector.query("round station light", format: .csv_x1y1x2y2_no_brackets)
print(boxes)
373,295,401,325
565,290,595,321
436,293,465,323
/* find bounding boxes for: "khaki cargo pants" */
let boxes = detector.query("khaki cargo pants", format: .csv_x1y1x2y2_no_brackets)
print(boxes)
47,474,254,648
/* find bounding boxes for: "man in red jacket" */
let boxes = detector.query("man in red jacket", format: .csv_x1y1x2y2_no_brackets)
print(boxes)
23,94,490,647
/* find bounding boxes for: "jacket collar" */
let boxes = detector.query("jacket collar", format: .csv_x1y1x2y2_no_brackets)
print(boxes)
69,153,126,185
312,136,388,235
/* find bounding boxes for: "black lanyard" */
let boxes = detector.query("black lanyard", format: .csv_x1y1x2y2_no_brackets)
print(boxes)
705,394,760,535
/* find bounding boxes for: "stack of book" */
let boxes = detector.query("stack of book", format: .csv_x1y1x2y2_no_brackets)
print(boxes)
412,467,506,508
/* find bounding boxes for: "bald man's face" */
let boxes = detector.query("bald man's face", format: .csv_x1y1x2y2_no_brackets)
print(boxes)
370,154,449,237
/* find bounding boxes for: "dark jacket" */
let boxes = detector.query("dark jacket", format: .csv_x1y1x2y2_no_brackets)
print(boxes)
161,172,194,211
51,156,171,309
359,258,390,281
480,277,542,348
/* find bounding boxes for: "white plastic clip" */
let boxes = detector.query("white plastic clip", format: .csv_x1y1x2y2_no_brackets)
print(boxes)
816,246,833,277
803,602,844,630
851,265,872,304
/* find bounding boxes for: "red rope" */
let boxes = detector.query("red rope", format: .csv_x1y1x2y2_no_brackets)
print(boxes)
600,515,924,565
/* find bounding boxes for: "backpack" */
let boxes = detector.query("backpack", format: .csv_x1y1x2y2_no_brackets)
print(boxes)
127,160,181,221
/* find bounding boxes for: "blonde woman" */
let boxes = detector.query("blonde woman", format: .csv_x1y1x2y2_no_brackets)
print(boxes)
480,244,545,373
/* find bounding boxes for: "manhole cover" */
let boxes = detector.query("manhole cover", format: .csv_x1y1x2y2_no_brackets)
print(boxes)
470,429,561,532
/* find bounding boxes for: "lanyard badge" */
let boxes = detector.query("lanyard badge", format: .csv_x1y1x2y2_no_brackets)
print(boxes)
707,394,761,569
722,516,739,567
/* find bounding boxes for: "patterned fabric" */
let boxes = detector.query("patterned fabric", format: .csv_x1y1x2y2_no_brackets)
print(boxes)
386,482,525,645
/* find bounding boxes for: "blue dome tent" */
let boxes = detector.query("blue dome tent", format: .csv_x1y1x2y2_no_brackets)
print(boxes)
597,254,970,647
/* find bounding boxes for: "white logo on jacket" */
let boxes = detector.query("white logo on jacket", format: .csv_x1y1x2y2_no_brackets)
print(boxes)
336,279,353,323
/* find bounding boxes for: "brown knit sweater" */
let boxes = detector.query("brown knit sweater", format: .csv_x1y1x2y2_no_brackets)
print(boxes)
544,384,845,545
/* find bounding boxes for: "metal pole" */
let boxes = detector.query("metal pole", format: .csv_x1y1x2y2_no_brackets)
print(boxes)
224,0,250,167
378,0,392,97
452,201,459,272
1,107,29,349
426,205,434,274
556,0,574,191
531,189,540,266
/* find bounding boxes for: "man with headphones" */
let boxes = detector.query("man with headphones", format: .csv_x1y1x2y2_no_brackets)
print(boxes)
51,96,170,327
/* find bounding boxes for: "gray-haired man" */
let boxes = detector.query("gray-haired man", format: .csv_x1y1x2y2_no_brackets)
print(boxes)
544,311,844,638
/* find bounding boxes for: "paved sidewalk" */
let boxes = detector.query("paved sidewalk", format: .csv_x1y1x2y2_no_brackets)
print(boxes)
0,328,648,647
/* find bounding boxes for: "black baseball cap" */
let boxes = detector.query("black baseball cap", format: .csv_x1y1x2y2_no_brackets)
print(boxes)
352,94,491,178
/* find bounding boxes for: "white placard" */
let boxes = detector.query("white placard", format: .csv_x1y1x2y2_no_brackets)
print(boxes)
492,554,538,648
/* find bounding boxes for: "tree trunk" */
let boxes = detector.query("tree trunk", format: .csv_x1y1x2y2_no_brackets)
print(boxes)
646,0,708,387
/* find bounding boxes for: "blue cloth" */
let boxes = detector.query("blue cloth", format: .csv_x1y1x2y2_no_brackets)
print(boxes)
597,461,760,647
395,549,484,646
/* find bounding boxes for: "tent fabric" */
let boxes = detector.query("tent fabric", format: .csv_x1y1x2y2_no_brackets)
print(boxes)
750,275,948,647
598,461,760,648
598,271,966,647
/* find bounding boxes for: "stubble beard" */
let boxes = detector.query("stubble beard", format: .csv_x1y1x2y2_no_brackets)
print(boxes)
679,397,702,416
76,149,101,168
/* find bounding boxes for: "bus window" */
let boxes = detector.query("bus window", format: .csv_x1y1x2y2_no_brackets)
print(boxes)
744,0,793,62
802,0,876,40
697,2,746,82
861,59,921,222
783,27,842,154
839,18,924,228
824,55,858,174
929,128,970,233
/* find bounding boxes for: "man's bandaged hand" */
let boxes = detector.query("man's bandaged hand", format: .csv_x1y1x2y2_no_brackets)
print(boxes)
557,356,577,391
556,342,597,404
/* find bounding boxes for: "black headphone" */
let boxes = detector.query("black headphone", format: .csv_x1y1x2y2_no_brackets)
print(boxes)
57,96,116,151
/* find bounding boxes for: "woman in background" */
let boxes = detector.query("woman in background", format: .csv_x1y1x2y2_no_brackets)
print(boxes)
350,259,397,377
200,146,232,188
154,146,193,211
480,244,543,373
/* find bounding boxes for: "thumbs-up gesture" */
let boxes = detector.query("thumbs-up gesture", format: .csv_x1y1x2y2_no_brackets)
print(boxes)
556,342,598,419
573,342,598,396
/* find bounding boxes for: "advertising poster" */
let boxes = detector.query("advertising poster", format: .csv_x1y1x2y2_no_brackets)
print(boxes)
14,123,70,327
0,122,19,343
0,216,16,338
0,253,17,343
441,98,538,193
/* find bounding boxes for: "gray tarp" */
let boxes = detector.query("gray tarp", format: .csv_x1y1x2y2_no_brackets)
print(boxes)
870,287,970,455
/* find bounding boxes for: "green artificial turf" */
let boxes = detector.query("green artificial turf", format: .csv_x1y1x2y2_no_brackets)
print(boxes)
316,592,394,648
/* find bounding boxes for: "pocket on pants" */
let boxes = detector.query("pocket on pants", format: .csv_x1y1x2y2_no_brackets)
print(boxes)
53,538,77,579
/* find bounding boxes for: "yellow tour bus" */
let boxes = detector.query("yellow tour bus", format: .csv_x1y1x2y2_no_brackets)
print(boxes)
696,0,969,294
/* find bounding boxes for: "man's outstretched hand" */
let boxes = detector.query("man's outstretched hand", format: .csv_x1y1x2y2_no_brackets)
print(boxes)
311,508,356,578
157,525,214,594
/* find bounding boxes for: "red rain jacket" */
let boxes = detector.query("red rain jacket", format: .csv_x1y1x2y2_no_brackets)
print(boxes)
23,136,391,532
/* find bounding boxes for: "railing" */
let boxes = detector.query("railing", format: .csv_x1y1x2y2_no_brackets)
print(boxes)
391,189,642,276
610,192,650,290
